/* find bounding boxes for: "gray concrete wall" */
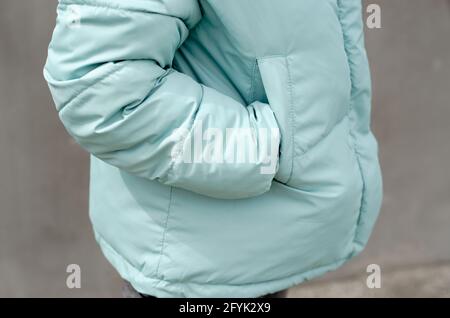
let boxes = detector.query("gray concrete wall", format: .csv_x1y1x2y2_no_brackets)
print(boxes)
0,0,449,297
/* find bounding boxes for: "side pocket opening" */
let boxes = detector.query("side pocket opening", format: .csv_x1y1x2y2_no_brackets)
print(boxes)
257,56,295,184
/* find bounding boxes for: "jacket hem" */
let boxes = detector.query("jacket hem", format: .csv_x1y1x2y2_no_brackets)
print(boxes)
94,228,354,298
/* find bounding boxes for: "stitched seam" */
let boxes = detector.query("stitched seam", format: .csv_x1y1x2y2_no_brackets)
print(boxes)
257,55,296,184
257,54,286,61
164,84,203,182
59,1,188,24
155,186,174,279
51,63,124,112
336,0,368,241
58,0,201,33
294,113,348,158
284,56,296,184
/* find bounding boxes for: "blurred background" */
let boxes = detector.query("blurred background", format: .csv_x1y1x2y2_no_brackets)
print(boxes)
0,0,449,297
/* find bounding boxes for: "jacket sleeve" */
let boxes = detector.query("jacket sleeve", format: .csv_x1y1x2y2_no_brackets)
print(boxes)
44,0,280,199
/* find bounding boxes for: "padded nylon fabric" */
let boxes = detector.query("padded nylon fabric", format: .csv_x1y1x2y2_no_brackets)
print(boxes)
45,0,382,297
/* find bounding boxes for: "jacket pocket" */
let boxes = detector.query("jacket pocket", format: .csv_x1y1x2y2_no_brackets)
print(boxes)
257,56,294,184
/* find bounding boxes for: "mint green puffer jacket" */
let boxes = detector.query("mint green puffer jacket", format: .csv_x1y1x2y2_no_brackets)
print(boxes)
44,0,382,297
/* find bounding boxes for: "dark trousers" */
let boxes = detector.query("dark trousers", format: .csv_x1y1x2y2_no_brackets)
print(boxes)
122,281,288,298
